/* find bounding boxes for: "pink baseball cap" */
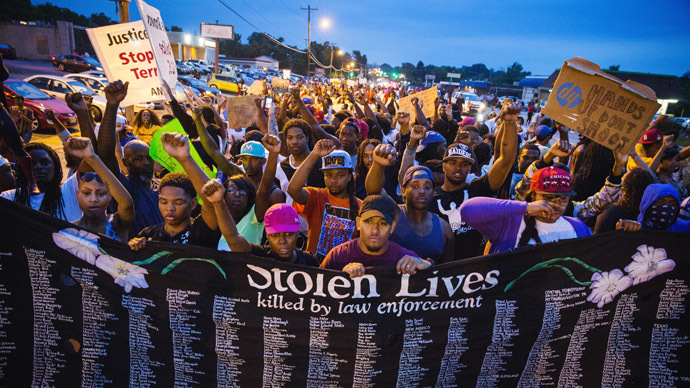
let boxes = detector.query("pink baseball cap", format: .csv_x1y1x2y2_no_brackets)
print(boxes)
264,204,300,235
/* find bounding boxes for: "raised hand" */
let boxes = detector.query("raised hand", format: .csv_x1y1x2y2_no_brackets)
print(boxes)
445,103,453,119
396,111,411,125
616,219,642,232
313,139,337,157
201,179,226,204
663,135,674,149
372,144,397,166
410,125,426,142
64,92,88,113
104,80,129,105
434,97,441,110
161,132,190,159
612,140,630,167
289,86,301,101
262,133,281,154
65,136,95,159
545,140,572,162
44,108,57,122
499,101,521,122
191,106,204,123
411,97,419,107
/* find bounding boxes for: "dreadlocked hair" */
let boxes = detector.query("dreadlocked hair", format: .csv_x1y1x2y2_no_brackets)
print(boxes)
571,141,614,202
16,142,65,219
346,173,359,222
517,191,541,248
618,168,654,215
355,139,381,179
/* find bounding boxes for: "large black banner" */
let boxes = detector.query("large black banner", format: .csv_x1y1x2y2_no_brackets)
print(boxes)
0,197,688,387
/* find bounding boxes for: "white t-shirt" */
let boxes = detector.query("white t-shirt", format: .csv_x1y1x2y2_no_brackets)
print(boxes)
515,216,577,248
1,175,82,222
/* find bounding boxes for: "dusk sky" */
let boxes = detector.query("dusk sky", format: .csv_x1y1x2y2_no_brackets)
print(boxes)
38,0,690,76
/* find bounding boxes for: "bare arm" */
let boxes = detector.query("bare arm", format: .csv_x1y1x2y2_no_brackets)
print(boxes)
346,92,366,120
290,87,340,144
161,132,217,230
397,125,425,187
254,97,268,134
650,135,673,173
487,102,520,191
64,93,97,147
45,109,72,143
255,134,284,222
97,81,129,176
202,179,251,252
67,137,134,224
365,144,397,196
287,139,336,204
193,107,244,177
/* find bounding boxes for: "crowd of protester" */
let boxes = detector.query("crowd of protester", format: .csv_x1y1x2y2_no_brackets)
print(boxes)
1,55,689,279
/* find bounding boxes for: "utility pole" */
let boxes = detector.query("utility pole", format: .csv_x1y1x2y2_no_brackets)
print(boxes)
301,5,317,84
111,0,133,122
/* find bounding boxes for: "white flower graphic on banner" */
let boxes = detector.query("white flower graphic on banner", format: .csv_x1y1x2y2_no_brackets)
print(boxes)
95,255,149,293
624,245,675,285
52,228,148,293
586,269,633,308
52,228,101,265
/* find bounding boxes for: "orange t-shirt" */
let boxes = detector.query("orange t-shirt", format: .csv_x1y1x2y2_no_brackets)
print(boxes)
293,187,362,259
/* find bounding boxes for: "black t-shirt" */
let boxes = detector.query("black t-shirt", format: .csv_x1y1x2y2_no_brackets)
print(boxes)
594,204,632,235
429,174,495,261
280,157,326,188
137,215,221,249
249,244,319,267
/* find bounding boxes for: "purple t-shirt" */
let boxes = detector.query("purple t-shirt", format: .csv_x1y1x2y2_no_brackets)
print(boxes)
320,239,418,271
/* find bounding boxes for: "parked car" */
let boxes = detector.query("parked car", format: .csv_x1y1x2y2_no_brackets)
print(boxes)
24,75,107,122
64,73,108,95
0,44,16,60
178,76,221,96
671,117,690,128
3,78,78,132
78,70,107,78
207,74,240,94
51,54,102,73
175,59,192,75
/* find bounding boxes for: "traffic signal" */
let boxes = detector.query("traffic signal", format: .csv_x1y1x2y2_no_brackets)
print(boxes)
392,73,397,78
349,72,354,77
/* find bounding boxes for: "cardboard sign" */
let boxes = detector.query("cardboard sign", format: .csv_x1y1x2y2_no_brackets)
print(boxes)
270,78,290,96
542,57,661,153
135,0,178,91
86,21,165,106
149,118,215,179
225,95,259,129
398,86,438,120
346,79,356,87
247,80,266,96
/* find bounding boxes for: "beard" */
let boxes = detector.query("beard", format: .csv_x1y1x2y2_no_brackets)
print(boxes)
363,241,383,253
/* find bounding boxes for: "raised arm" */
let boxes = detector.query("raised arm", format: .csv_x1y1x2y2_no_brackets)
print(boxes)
66,137,134,224
411,97,429,130
365,143,397,196
64,92,96,146
486,101,520,190
255,134,284,222
397,125,425,187
289,87,339,144
650,135,673,173
44,109,72,144
287,139,336,205
192,106,244,177
201,179,251,252
160,132,216,230
97,80,129,176
346,91,366,120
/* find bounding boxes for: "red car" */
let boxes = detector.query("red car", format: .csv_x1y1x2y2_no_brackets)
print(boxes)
3,78,78,132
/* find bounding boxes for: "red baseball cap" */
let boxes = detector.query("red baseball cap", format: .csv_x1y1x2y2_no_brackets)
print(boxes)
314,110,325,122
264,204,300,235
638,128,662,144
530,167,577,196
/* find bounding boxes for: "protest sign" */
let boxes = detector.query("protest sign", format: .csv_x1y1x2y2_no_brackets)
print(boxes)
135,0,178,90
542,57,661,153
270,77,290,96
1,196,688,387
314,68,325,78
398,86,438,119
148,118,215,179
225,95,260,129
346,79,356,87
247,79,266,96
86,21,165,106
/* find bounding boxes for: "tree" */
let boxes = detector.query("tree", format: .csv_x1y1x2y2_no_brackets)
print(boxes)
416,60,424,69
607,65,620,71
170,25,183,32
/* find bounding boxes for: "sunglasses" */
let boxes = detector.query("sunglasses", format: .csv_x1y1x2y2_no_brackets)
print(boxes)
78,172,103,184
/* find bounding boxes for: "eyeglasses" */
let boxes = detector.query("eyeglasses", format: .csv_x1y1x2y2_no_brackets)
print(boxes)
78,172,103,184
226,187,248,196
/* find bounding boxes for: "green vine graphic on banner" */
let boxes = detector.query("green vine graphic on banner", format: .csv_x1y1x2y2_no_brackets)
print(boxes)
504,245,677,309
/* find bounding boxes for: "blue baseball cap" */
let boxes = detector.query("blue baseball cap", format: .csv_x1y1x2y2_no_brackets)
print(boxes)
536,125,554,138
402,165,435,187
320,150,353,170
239,141,266,158
416,131,447,152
